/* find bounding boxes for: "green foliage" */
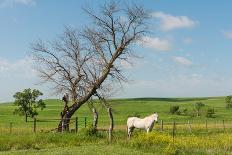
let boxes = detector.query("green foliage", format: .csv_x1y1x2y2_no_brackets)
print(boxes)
169,105,179,114
225,96,232,108
13,88,46,118
206,108,215,118
182,108,188,116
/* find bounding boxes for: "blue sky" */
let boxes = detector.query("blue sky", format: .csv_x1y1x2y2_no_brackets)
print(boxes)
1,0,232,102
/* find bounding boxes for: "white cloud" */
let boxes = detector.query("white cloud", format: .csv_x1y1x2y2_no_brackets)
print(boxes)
152,12,198,31
0,0,36,7
0,56,36,79
141,36,172,51
119,74,232,98
173,56,193,66
222,31,232,39
0,57,57,103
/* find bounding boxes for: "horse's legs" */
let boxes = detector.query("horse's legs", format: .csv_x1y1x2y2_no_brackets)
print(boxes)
146,128,150,133
128,127,134,139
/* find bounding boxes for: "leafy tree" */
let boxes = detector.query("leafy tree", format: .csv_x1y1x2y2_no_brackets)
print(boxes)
195,101,205,116
13,88,46,121
225,96,232,108
206,108,215,118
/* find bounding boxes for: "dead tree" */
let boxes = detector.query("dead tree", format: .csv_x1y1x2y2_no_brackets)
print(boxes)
60,93,70,131
31,1,149,131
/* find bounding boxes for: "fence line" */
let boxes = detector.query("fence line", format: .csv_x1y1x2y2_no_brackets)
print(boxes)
2,118,232,135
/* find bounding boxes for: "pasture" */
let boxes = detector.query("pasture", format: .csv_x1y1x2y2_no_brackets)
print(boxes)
1,97,232,154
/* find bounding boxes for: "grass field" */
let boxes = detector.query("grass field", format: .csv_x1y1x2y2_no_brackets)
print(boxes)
1,97,232,154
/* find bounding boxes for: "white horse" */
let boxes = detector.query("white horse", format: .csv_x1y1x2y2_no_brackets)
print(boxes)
127,112,158,139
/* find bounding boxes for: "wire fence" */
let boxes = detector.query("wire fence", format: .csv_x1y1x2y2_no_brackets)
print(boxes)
0,116,90,134
1,117,232,136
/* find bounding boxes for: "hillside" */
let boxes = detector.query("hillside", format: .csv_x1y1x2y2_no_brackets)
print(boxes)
0,97,229,130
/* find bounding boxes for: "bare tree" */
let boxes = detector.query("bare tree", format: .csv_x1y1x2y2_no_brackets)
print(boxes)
31,1,149,131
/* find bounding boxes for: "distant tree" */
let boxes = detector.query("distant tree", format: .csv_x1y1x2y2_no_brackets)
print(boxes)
206,108,215,118
195,101,205,116
225,96,232,108
13,88,46,122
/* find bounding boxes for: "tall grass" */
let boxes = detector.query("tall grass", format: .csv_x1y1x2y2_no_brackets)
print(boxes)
1,129,232,154
129,131,232,154
0,129,107,152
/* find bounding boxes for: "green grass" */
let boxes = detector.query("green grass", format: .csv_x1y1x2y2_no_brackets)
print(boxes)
1,130,232,155
0,146,155,155
1,97,232,154
0,97,231,128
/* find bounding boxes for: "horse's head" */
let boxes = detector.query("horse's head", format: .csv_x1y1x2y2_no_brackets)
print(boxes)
153,112,159,123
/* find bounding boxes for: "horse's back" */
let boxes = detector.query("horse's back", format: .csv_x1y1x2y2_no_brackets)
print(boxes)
127,117,138,126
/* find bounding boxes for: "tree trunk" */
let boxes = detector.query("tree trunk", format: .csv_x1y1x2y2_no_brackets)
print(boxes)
58,115,71,132
92,108,98,130
197,110,199,117
58,107,75,131
108,107,114,142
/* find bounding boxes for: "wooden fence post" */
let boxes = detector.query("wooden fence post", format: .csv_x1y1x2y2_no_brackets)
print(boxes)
10,122,12,134
206,120,208,132
223,120,225,131
33,118,36,133
188,120,192,133
108,107,114,143
172,120,176,142
75,117,78,133
84,117,87,128
92,108,98,130
160,120,163,131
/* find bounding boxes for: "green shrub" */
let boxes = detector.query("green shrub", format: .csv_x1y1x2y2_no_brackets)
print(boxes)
170,106,179,114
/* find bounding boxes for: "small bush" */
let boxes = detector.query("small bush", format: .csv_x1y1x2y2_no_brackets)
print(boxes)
82,125,97,136
170,106,179,114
